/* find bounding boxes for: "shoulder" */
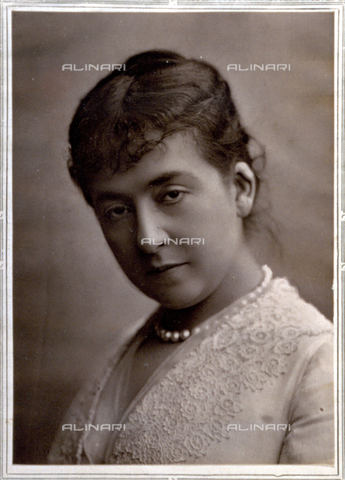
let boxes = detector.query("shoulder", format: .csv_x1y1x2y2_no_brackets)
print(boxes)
215,273,334,390
273,279,335,464
47,315,150,464
259,274,333,337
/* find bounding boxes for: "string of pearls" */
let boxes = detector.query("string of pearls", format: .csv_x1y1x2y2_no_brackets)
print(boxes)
155,265,272,343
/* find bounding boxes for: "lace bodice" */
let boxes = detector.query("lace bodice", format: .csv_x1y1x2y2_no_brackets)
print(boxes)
48,275,334,465
108,277,333,464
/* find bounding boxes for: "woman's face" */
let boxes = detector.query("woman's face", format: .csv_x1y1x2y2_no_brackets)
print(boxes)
90,132,249,309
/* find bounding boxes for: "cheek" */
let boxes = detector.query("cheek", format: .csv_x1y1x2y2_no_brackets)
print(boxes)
187,243,234,279
185,203,239,248
101,224,137,264
185,213,242,275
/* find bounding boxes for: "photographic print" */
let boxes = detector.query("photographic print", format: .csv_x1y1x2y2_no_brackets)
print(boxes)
1,2,343,479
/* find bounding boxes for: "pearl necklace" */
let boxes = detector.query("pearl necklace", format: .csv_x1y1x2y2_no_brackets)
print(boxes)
154,265,272,343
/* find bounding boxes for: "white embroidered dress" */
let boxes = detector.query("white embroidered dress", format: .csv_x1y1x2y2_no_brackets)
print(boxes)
48,272,334,465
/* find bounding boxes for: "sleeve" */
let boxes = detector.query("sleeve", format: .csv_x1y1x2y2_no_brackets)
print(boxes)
279,334,334,464
47,317,148,464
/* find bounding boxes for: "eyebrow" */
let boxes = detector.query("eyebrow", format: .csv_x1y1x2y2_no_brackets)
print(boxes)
148,171,199,187
94,170,200,205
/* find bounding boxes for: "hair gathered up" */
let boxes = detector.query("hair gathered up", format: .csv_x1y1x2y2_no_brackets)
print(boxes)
68,50,265,203
68,50,275,246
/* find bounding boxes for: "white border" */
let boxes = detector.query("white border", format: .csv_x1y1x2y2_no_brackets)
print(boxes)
1,2,343,479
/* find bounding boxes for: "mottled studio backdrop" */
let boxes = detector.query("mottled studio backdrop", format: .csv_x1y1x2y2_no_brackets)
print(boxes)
12,11,334,464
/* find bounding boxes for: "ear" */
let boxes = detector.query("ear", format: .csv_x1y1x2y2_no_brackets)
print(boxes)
233,162,256,218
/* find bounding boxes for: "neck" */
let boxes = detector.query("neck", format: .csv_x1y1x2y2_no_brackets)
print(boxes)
159,248,263,332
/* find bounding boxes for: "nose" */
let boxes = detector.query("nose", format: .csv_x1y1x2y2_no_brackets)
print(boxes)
136,203,169,253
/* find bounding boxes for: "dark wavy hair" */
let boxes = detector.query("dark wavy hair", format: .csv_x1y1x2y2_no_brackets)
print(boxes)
68,50,270,238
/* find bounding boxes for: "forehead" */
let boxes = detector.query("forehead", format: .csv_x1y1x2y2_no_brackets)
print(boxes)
90,132,224,200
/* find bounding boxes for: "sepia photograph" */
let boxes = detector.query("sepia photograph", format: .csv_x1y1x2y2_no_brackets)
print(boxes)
1,3,343,479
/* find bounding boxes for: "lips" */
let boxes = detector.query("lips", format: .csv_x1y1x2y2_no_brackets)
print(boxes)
148,262,188,275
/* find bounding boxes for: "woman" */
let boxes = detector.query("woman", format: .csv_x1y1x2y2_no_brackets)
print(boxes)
48,51,334,464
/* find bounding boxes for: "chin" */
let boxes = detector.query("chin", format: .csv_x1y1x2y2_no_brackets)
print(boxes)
144,287,207,310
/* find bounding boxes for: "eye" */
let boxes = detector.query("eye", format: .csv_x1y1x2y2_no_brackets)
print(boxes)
104,204,132,221
159,188,187,205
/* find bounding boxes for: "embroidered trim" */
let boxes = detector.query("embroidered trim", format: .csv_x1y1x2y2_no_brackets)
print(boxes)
48,276,333,465
109,278,332,464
